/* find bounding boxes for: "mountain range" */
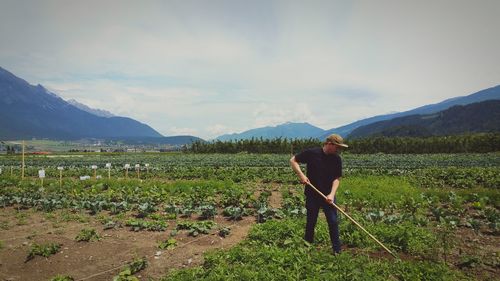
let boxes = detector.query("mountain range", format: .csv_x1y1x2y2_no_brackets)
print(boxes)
67,99,115,118
217,122,325,141
318,85,500,139
215,85,500,140
0,67,164,140
1,65,499,142
348,100,500,138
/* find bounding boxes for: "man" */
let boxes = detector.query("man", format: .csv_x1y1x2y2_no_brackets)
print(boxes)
290,134,348,254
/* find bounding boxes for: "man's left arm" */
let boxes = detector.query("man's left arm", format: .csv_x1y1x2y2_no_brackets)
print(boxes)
326,178,340,203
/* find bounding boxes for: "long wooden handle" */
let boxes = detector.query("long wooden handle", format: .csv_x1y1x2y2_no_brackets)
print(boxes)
306,182,398,259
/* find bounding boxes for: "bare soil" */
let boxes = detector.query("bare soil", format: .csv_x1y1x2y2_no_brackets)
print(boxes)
0,207,256,281
449,228,500,280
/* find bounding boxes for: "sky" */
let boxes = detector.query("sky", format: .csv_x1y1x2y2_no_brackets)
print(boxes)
1,0,499,139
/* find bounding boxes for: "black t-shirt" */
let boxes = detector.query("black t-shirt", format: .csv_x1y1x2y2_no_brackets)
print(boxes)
295,147,342,199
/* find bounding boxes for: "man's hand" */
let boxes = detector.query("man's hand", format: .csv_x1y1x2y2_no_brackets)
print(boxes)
290,156,310,185
325,193,335,204
300,175,310,185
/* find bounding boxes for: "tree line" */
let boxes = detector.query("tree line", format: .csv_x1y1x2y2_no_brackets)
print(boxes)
188,137,320,154
187,133,500,154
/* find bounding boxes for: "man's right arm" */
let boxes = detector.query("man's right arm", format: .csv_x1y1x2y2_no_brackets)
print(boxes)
290,156,310,185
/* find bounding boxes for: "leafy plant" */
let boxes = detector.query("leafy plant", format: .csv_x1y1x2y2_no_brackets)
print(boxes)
75,228,100,242
256,205,284,223
176,220,216,237
159,238,177,250
137,202,156,218
198,204,217,220
102,219,122,230
280,191,306,217
365,209,385,223
82,199,107,215
113,257,148,281
218,227,231,238
109,201,129,214
26,242,61,262
223,206,249,220
125,219,168,231
179,204,195,218
176,221,194,230
50,275,74,281
436,218,457,264
189,221,216,237
164,203,181,214
483,207,500,233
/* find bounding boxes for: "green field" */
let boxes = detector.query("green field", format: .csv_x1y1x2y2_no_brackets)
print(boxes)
0,153,498,280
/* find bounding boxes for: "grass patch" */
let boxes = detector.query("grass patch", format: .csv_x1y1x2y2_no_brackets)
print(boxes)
162,218,467,281
339,176,420,209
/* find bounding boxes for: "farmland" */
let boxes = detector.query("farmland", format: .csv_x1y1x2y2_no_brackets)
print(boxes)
0,152,499,280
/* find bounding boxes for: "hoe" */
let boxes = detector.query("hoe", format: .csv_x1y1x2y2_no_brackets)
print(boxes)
307,182,398,259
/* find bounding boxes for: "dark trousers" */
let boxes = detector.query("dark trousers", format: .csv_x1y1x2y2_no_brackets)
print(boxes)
305,196,341,253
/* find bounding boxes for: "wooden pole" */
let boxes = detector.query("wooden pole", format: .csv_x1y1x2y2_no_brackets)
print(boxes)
57,167,64,187
10,166,13,176
106,163,111,179
306,182,398,259
21,140,25,179
91,165,97,180
124,164,130,179
39,169,45,188
145,163,150,179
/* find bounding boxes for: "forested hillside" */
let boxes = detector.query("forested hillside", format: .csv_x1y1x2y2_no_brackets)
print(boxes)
348,100,500,138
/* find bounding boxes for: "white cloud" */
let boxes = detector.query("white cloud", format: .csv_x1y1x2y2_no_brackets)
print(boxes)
168,126,198,136
252,103,321,128
205,124,231,139
1,0,499,139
